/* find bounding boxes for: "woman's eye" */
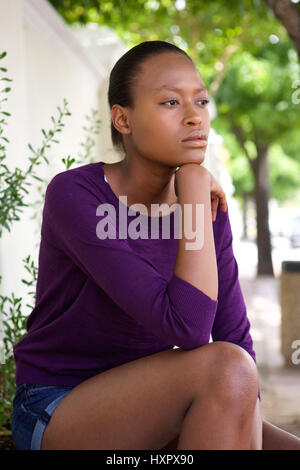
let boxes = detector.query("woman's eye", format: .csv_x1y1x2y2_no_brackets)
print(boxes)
162,99,210,106
163,99,178,106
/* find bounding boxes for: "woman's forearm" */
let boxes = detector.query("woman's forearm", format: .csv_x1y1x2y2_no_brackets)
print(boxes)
173,164,218,300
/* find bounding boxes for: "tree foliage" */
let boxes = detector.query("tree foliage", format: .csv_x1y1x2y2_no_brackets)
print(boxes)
48,0,300,205
212,42,300,202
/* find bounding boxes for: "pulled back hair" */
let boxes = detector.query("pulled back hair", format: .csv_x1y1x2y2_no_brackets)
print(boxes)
108,40,193,155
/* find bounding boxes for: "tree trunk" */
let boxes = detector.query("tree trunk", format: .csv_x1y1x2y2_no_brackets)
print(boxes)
253,146,274,277
264,0,300,61
241,193,248,240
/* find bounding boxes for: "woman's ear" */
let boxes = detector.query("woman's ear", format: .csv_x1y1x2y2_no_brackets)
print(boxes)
111,104,131,136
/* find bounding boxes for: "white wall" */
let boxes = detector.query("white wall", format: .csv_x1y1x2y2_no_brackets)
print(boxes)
70,23,128,162
0,0,125,311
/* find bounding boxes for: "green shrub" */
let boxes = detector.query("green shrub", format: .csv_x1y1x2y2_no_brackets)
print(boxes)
0,50,101,431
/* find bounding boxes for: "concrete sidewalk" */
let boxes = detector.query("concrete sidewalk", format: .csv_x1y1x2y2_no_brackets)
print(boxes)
235,240,300,438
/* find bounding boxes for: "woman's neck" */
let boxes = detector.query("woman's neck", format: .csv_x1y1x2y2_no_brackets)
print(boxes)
103,157,178,215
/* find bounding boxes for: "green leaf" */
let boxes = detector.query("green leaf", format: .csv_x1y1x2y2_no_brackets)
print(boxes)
28,143,35,154
31,175,43,182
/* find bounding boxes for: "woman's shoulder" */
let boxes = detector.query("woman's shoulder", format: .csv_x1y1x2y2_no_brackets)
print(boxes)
44,162,110,204
43,161,111,220
47,161,103,189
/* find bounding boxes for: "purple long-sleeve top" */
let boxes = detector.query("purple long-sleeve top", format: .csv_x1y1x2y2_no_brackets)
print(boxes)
13,161,260,400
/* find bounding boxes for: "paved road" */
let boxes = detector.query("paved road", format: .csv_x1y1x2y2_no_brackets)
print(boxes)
234,238,300,438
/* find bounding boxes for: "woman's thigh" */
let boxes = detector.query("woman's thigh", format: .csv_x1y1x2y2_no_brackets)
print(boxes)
41,342,258,450
41,346,206,450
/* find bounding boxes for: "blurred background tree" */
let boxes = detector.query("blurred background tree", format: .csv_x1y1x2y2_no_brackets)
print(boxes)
264,0,300,60
48,0,300,276
212,44,300,274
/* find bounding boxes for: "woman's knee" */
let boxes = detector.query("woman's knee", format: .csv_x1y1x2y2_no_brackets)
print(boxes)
185,341,259,406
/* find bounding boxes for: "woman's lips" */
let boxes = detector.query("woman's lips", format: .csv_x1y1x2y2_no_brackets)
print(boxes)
181,139,208,147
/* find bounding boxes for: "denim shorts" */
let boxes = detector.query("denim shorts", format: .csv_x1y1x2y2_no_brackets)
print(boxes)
12,383,74,450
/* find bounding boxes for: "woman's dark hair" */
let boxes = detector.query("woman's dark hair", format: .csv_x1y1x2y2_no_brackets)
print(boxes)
108,40,193,154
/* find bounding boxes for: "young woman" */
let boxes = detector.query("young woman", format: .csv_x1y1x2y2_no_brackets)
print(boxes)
12,41,300,450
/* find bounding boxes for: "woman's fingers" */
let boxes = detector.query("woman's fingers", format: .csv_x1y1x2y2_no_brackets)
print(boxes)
211,197,219,222
210,185,227,222
220,190,227,212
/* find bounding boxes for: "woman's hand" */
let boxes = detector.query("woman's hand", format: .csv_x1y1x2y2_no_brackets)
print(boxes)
174,164,227,222
209,172,227,222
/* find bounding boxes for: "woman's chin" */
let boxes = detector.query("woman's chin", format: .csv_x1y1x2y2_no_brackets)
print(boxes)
178,155,205,166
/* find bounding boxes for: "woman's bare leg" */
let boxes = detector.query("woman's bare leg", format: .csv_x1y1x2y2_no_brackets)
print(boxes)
162,396,263,450
262,419,300,450
176,344,258,449
244,396,300,450
41,341,259,450
249,398,263,450
162,390,300,450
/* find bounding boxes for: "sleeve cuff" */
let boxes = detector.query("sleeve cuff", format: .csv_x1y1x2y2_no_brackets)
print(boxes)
167,274,218,347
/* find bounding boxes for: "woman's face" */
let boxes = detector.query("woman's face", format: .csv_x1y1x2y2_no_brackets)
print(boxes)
114,51,211,169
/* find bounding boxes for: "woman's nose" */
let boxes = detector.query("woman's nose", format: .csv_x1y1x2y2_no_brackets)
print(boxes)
182,108,203,126
183,115,202,126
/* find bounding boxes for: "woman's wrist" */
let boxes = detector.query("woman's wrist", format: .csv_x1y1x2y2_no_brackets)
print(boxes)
175,164,210,199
